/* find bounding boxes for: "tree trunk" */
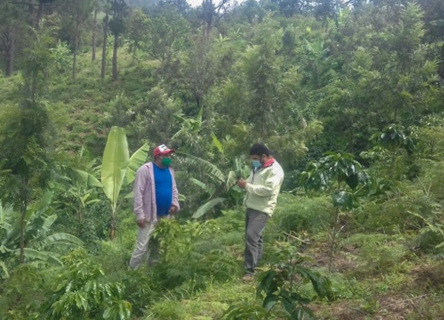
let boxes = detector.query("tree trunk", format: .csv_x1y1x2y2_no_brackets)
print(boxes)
72,36,77,80
72,20,79,80
328,207,340,271
101,10,109,79
28,0,35,27
19,182,29,264
2,27,15,76
112,32,118,81
36,0,44,29
110,209,116,240
8,31,14,76
92,9,97,61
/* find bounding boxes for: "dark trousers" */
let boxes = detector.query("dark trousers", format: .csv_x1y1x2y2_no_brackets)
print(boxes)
244,208,269,274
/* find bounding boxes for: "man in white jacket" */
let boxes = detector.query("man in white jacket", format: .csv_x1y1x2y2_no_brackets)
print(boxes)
238,143,284,280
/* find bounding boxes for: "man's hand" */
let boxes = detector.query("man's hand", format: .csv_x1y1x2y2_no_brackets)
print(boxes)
169,205,178,214
237,179,247,189
136,219,146,228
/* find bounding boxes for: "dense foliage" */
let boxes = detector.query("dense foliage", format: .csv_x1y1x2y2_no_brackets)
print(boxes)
1,0,444,319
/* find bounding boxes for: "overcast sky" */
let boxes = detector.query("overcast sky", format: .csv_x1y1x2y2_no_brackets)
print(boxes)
186,0,245,8
187,0,201,6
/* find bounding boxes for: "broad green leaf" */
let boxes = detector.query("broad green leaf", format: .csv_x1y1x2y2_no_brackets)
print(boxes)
45,233,83,246
123,143,149,186
192,197,226,219
345,174,359,190
332,191,356,210
263,294,279,311
177,152,226,184
124,191,133,199
15,248,63,265
101,127,130,209
41,214,57,233
0,261,9,279
211,132,224,154
190,178,209,192
76,169,102,188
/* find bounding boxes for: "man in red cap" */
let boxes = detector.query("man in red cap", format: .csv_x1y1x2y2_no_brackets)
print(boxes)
129,144,180,270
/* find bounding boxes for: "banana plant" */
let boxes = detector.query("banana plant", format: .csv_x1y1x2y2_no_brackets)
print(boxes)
178,152,250,219
101,126,129,240
99,126,149,239
0,193,83,270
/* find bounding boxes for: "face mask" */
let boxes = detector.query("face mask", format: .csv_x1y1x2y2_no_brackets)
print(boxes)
251,160,261,168
161,157,172,167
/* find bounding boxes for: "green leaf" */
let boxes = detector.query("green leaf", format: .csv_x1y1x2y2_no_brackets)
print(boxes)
123,143,149,186
176,152,226,184
15,248,63,265
41,214,57,233
192,197,227,219
44,233,83,246
212,132,224,154
263,294,279,312
332,191,355,210
190,178,210,193
76,169,102,188
0,261,9,279
101,127,130,210
345,174,359,190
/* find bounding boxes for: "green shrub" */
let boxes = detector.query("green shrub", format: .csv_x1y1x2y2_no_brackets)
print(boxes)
149,219,240,293
341,233,409,275
41,249,132,320
0,263,49,320
275,195,333,234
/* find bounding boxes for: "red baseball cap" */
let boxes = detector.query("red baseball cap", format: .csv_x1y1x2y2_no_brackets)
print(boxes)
153,144,175,157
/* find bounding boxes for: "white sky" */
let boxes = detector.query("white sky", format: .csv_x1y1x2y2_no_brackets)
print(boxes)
187,0,202,6
186,0,245,8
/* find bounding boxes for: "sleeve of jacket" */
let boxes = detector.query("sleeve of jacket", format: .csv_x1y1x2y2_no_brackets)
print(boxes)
134,165,149,220
171,169,181,211
245,168,283,197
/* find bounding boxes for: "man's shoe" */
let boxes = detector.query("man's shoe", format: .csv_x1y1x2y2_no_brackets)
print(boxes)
242,273,254,282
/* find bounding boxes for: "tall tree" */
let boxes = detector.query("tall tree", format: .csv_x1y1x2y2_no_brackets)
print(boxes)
109,0,128,81
0,26,55,263
0,2,25,76
59,0,93,80
91,0,103,62
101,0,111,79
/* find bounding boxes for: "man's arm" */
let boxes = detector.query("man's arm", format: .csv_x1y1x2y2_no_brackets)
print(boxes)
170,169,180,213
134,166,149,221
244,170,282,197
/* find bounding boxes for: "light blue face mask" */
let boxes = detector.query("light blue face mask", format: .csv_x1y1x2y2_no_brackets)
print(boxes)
251,160,262,168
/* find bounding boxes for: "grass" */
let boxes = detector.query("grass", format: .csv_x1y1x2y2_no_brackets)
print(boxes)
145,282,256,320
135,222,444,320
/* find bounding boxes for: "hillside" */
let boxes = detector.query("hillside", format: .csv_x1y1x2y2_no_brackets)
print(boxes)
1,0,444,319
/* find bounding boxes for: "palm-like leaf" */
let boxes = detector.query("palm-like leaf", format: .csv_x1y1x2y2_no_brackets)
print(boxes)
123,142,149,186
101,126,129,210
192,197,227,219
0,261,9,279
43,233,83,247
14,248,63,265
76,169,102,188
176,152,226,184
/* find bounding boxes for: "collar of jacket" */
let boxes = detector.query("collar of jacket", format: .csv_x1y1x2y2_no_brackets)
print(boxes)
262,158,275,168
